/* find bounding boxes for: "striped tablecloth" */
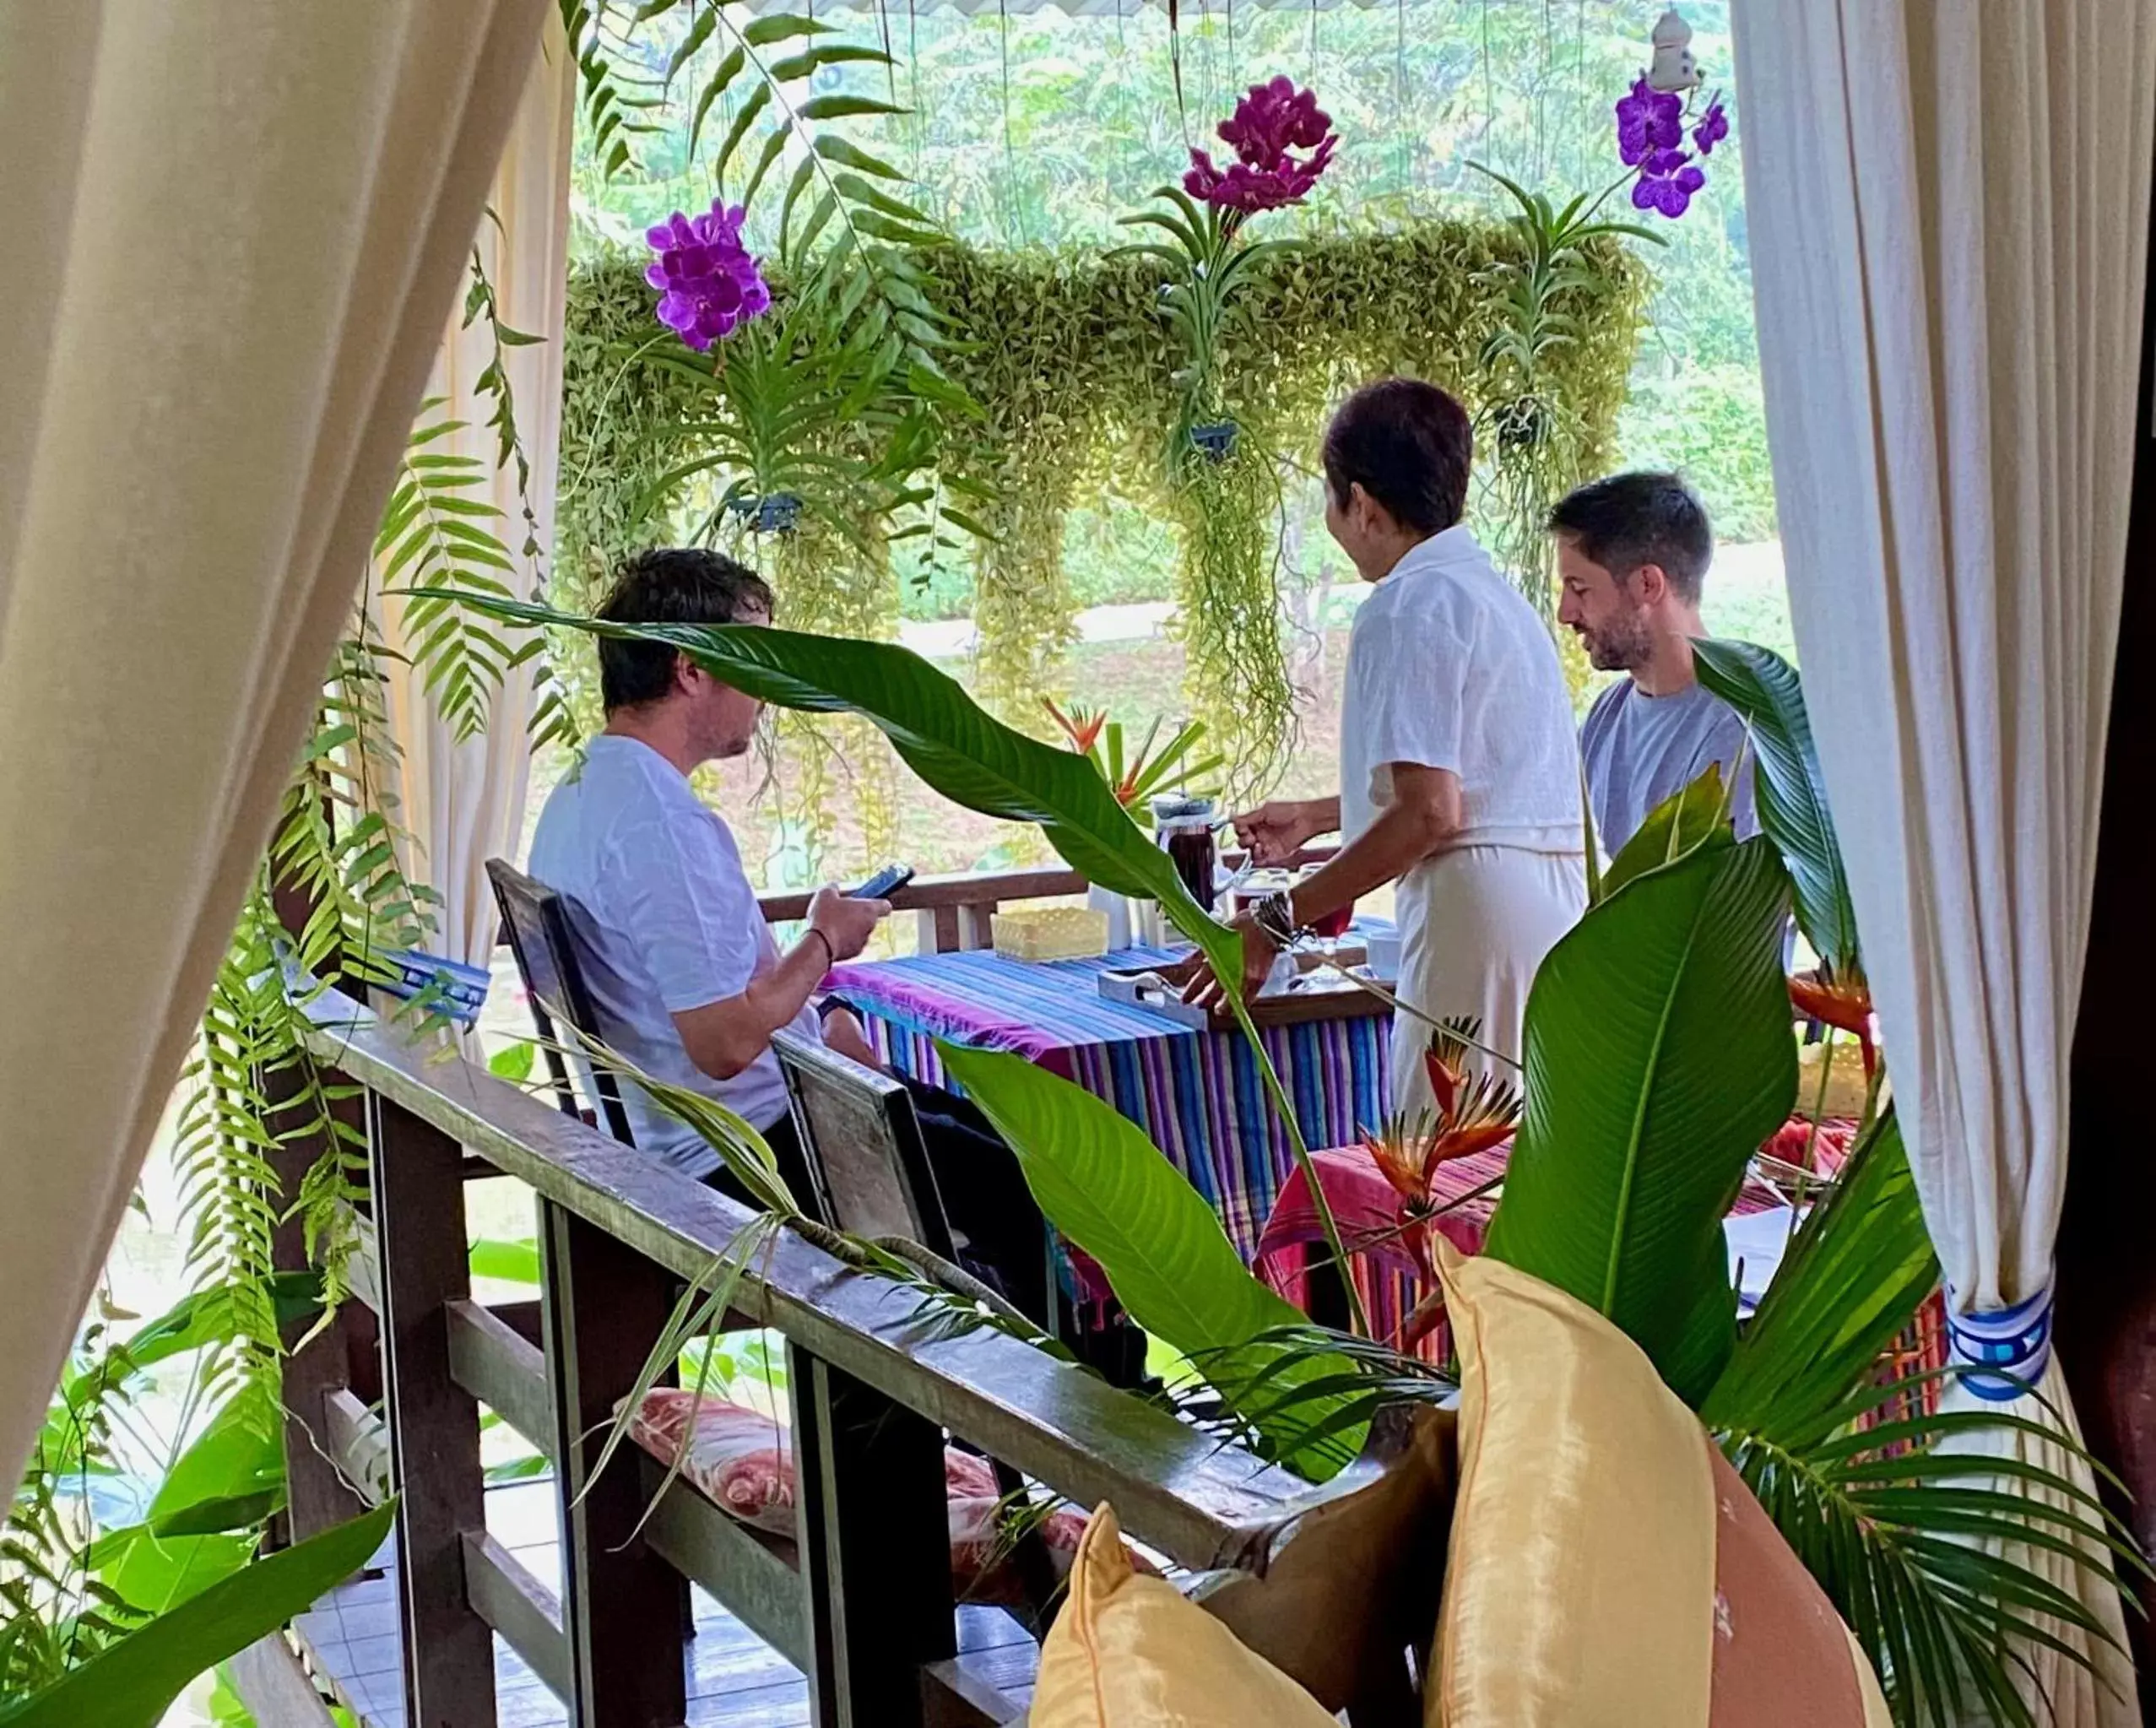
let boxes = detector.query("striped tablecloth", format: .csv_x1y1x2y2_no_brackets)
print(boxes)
825,945,1395,1259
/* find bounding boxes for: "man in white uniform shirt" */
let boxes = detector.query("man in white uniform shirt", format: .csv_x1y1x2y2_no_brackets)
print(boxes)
1193,379,1586,1110
527,548,1049,1324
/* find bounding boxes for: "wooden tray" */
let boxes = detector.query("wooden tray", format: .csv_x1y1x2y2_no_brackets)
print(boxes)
1098,951,1393,1030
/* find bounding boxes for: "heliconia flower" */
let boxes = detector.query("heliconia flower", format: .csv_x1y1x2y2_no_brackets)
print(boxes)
1692,96,1729,155
1614,75,1684,168
1042,697,1107,758
1420,1018,1523,1165
1363,1018,1522,1273
644,200,771,350
1790,965,1879,1081
1184,76,1337,218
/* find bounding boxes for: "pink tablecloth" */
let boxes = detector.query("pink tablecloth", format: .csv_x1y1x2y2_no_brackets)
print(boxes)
1255,1124,1858,1362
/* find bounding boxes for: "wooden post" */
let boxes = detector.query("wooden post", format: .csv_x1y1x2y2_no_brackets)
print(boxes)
540,1199,691,1726
267,1079,371,1545
265,814,371,1545
794,1348,956,1727
955,902,999,951
371,1095,496,1725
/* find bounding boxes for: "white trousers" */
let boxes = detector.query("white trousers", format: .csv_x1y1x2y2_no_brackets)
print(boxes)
1389,844,1587,1115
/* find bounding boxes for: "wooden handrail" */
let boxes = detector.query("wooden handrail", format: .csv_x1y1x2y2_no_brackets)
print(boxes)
278,972,1441,1726
756,864,1088,924
298,989,1348,1573
755,847,1341,954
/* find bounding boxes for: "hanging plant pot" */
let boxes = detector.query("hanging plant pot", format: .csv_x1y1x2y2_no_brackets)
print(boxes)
728,491,804,534
1491,395,1553,453
1189,420,1240,463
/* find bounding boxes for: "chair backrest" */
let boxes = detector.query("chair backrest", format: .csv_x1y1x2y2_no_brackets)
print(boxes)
485,857,636,1146
771,1030,955,1258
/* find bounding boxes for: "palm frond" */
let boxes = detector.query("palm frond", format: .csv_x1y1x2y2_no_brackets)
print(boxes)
1718,1406,2138,1728
1700,1109,1937,1448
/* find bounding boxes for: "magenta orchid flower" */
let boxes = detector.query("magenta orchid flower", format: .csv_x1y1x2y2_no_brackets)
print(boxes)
1184,76,1338,220
1614,73,1723,219
644,200,772,350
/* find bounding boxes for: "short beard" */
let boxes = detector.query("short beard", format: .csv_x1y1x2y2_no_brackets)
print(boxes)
1582,609,1655,674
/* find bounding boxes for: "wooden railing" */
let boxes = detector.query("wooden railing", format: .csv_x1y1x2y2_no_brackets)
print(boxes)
756,849,1339,954
269,990,1371,1726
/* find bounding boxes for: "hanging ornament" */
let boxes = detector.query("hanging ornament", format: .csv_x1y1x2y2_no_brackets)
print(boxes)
1646,8,1701,94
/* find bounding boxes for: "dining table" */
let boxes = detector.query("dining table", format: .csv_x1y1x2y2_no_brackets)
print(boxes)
823,940,1396,1261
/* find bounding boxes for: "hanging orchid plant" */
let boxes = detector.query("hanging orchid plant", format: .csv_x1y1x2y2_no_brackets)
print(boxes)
1121,75,1339,452
1472,10,1728,624
1115,77,1337,800
1613,8,1727,221
644,199,772,349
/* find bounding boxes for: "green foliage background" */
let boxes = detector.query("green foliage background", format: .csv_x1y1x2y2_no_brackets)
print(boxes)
556,221,1647,749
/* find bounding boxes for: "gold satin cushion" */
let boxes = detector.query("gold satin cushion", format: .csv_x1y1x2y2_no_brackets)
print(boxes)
1430,1243,1889,1728
1432,1243,1719,1725
1030,1503,1339,1728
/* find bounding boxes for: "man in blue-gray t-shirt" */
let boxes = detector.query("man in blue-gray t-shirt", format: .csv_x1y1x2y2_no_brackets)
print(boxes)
1552,471,1758,855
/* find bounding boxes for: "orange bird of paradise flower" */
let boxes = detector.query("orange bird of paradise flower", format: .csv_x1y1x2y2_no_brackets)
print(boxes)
1041,697,1106,758
1788,962,1878,1081
1360,1017,1522,1273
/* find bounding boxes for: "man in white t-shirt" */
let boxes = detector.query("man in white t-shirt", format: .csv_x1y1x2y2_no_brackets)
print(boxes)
1192,379,1587,1110
527,548,1049,1323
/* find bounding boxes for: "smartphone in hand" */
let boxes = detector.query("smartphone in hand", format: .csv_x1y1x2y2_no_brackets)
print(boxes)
847,864,915,900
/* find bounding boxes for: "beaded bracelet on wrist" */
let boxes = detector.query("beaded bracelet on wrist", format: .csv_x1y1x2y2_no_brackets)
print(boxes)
1251,889,1303,949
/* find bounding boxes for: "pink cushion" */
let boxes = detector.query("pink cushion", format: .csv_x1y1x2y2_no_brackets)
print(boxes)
631,1387,1138,1603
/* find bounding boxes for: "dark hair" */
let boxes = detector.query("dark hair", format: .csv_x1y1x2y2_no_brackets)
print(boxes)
1321,378,1474,535
1547,471,1714,604
596,546,774,712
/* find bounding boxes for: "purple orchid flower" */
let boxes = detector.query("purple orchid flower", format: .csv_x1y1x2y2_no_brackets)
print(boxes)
1614,76,1684,169
643,200,771,350
1184,76,1338,218
1693,96,1729,155
1631,154,1706,218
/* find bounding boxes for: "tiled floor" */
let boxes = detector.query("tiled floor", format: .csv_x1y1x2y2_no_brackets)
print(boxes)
291,1478,1040,1725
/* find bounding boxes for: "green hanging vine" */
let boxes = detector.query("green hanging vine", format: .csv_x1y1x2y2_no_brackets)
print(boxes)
559,214,1648,790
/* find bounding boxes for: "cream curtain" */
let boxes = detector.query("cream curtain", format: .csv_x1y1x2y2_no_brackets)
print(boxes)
374,16,577,975
1734,5,2156,1720
0,0,548,1498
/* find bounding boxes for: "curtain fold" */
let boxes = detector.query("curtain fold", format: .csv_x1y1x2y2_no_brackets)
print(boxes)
0,0,548,1497
374,14,577,974
1734,5,2156,1720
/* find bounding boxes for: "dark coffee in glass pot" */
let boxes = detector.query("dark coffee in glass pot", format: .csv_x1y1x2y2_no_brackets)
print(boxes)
1151,795,1218,913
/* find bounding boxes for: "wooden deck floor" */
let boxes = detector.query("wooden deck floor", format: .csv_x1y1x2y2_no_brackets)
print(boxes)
289,1477,1041,1726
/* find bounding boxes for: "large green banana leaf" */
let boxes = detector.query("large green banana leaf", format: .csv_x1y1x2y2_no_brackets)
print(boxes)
91,1382,290,1615
1700,1109,1937,1448
421,592,1364,1327
425,594,1240,990
1482,833,1797,1406
1691,637,1861,977
0,1502,393,1728
939,1042,1362,1479
1599,761,1731,901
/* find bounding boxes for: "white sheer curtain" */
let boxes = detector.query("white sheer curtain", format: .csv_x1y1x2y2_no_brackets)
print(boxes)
1735,5,2156,1720
0,0,547,1497
374,14,577,975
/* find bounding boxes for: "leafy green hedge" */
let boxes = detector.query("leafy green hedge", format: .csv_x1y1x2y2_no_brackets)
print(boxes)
556,219,1647,761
